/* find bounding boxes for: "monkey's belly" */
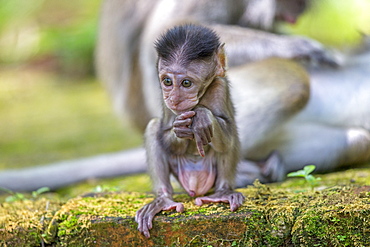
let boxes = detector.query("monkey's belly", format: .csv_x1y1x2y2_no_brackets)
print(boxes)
172,154,216,197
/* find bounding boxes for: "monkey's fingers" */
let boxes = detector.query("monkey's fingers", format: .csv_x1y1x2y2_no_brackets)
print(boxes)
174,127,194,139
135,206,156,238
177,111,196,120
203,125,213,144
136,199,185,238
229,192,245,212
194,134,205,157
194,192,245,211
163,202,185,213
194,196,228,206
173,118,193,128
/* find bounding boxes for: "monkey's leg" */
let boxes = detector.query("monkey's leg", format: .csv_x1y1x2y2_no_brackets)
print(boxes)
135,118,184,238
235,125,370,185
275,123,370,173
235,151,287,187
226,59,310,184
229,58,310,154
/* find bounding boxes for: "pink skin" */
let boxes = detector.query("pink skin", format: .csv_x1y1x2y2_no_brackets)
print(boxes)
173,110,244,209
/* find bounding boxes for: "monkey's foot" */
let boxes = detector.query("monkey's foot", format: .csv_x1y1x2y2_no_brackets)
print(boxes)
195,190,245,211
135,197,184,238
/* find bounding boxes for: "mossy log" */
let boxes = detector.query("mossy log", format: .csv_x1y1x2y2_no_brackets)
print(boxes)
1,168,370,246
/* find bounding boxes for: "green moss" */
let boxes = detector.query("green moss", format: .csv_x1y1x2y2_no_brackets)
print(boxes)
0,198,63,246
280,0,370,47
1,169,370,246
291,187,370,246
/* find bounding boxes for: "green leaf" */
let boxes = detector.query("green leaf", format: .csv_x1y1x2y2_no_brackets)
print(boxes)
6,192,25,202
32,187,50,198
306,174,316,183
303,165,316,175
36,187,50,195
5,196,17,203
287,170,306,177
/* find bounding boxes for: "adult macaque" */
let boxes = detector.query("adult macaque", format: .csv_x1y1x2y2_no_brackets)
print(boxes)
136,24,244,238
1,48,368,192
96,0,336,132
0,1,369,192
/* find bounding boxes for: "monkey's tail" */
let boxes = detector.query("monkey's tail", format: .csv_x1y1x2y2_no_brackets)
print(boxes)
0,148,147,192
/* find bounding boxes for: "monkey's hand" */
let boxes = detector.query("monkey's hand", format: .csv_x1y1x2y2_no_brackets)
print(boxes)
173,111,196,139
287,36,340,67
192,108,214,157
195,190,245,211
135,196,184,238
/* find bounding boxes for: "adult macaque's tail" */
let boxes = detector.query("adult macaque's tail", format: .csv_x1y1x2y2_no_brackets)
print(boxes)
0,148,146,192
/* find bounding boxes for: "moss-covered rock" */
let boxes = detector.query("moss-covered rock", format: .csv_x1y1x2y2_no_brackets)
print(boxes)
1,168,370,246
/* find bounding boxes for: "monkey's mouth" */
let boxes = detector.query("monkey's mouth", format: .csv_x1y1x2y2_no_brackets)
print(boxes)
168,103,197,115
170,108,193,115
277,14,297,24
164,95,199,115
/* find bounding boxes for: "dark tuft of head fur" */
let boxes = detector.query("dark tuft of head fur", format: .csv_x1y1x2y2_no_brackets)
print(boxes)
155,24,221,64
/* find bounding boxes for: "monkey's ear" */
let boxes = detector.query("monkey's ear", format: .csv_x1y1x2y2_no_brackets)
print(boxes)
215,44,227,77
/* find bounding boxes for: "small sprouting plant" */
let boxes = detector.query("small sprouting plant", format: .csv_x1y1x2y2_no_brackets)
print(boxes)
287,165,321,189
1,186,50,202
92,185,118,193
32,187,50,198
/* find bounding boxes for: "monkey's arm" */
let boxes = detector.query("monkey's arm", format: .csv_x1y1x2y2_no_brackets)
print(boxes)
210,24,339,67
136,118,184,238
191,106,235,156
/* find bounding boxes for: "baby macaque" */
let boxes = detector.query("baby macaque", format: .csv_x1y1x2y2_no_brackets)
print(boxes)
135,24,244,238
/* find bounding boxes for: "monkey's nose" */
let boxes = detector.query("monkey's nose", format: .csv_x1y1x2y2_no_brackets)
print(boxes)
170,98,178,106
169,97,181,108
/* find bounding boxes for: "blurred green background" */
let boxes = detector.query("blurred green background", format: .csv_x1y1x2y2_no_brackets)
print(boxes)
0,0,369,174
0,0,143,172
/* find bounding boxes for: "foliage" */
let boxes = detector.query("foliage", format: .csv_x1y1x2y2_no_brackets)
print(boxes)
0,0,101,76
0,70,141,170
0,0,368,76
0,186,50,202
287,165,321,189
281,0,370,47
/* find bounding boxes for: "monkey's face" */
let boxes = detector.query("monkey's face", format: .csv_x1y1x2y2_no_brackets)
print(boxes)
158,60,214,115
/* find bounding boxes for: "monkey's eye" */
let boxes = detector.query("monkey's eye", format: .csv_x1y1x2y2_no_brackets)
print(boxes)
162,78,172,86
182,79,192,87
